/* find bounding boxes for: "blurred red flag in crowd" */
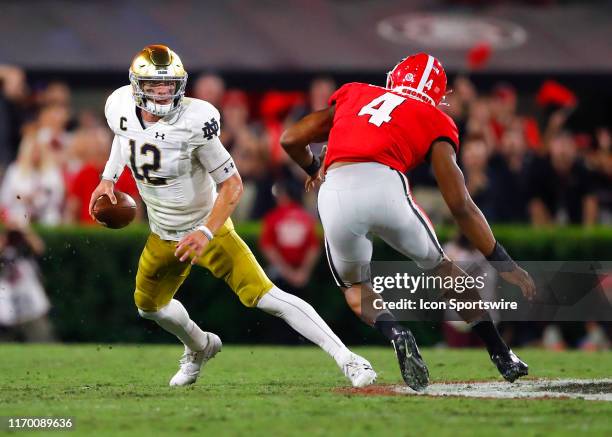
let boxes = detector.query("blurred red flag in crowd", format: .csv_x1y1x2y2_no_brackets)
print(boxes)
536,80,577,107
467,42,492,71
260,91,305,166
260,91,304,120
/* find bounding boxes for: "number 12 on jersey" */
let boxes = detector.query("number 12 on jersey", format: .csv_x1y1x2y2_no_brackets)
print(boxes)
129,140,167,186
358,92,406,127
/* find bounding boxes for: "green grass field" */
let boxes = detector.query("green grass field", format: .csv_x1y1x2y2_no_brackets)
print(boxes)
0,344,610,436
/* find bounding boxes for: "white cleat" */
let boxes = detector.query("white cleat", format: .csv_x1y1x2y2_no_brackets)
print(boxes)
169,333,222,387
341,353,377,388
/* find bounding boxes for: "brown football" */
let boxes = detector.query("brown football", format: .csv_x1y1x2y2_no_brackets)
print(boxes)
92,191,137,229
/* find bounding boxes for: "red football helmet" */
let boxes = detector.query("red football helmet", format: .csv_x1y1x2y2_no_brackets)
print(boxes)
386,53,447,106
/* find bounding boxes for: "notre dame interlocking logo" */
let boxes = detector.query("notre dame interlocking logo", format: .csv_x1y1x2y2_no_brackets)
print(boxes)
202,118,219,140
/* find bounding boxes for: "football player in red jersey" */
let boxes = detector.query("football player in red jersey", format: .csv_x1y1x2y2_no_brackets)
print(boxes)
281,53,536,391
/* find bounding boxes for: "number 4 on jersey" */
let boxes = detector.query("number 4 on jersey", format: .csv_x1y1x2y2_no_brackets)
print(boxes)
358,92,406,127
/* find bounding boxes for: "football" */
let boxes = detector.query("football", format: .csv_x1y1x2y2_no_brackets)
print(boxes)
92,191,137,229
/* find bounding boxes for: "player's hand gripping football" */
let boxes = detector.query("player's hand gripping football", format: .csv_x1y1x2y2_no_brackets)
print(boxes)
175,230,210,265
305,145,327,192
499,266,536,301
88,179,117,219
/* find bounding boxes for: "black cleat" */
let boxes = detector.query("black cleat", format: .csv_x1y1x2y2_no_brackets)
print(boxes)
491,349,529,382
391,329,429,391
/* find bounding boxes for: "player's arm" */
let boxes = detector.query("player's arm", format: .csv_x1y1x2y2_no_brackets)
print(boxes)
88,135,126,217
203,172,243,235
430,141,535,299
175,136,241,264
89,91,127,216
280,106,335,176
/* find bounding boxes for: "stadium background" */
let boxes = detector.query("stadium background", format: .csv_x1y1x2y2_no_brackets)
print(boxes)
1,0,611,349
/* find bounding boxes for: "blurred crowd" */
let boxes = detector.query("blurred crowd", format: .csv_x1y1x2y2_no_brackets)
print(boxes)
413,76,612,226
0,66,140,227
0,65,610,348
1,66,610,228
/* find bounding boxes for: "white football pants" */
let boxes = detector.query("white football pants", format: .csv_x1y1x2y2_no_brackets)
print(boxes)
318,162,444,287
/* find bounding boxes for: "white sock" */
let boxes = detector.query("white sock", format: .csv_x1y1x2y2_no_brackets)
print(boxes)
256,286,352,366
138,299,209,352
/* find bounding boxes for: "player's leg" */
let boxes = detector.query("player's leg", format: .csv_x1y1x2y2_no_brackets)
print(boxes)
135,233,221,386
432,259,528,382
197,219,376,387
318,167,428,390
382,170,527,382
256,286,376,387
372,169,445,345
316,168,382,324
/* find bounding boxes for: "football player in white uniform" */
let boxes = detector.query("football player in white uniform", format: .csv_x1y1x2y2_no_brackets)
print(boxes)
89,45,376,387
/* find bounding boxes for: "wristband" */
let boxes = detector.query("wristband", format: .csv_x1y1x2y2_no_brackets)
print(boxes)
485,241,517,272
101,173,119,183
302,154,321,177
196,225,214,241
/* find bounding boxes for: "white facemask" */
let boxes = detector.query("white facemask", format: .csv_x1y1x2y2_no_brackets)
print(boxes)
144,99,174,117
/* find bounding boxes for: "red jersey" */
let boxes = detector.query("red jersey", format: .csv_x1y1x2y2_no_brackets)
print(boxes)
259,202,320,268
325,82,459,173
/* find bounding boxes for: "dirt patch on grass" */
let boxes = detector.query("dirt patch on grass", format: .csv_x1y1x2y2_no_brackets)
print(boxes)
336,379,612,401
336,384,402,397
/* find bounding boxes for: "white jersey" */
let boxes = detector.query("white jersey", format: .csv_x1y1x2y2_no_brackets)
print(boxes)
102,85,237,241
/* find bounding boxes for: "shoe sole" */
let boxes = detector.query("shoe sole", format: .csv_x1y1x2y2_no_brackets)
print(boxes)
504,365,528,383
392,331,429,392
169,334,222,387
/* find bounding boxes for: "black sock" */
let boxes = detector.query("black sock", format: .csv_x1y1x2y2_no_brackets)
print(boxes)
374,313,405,341
472,318,509,357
